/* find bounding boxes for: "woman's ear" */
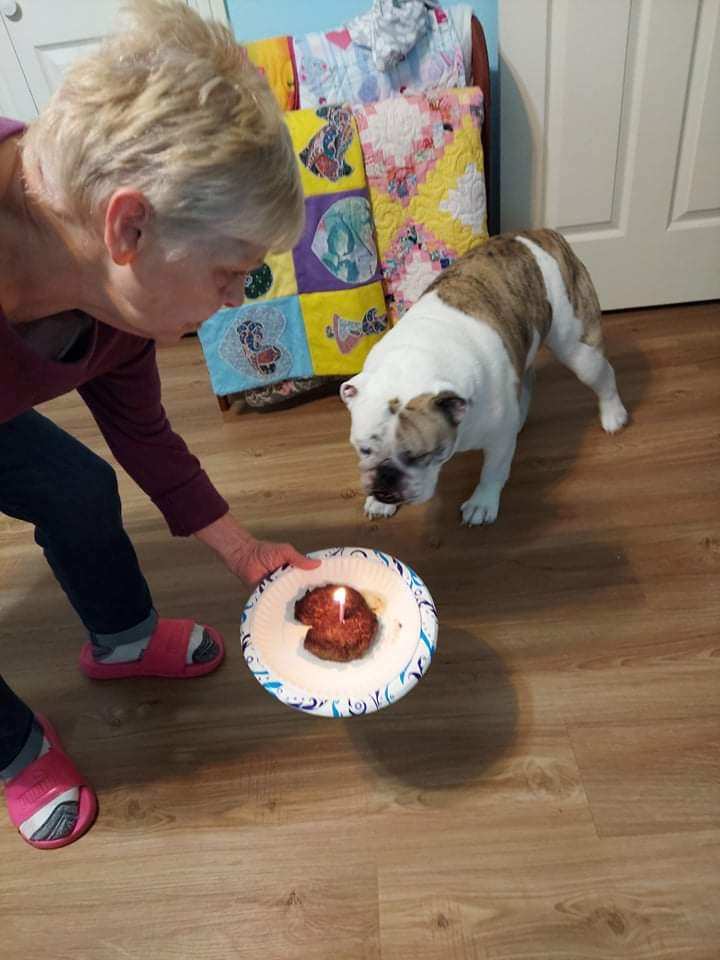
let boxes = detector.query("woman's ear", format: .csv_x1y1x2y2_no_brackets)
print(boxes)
104,189,152,265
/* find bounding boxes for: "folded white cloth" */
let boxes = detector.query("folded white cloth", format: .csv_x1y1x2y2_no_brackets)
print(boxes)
448,3,474,83
348,0,441,72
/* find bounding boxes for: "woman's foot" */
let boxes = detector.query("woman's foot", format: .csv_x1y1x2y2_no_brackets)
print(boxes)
1,715,97,849
79,619,225,680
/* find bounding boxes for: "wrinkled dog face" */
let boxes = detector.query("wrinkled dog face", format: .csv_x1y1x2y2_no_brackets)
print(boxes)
341,375,467,506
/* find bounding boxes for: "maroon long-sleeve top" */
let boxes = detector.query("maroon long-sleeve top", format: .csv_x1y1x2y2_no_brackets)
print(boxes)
1,118,228,536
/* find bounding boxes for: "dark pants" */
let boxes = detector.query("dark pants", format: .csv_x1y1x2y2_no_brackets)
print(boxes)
0,410,155,769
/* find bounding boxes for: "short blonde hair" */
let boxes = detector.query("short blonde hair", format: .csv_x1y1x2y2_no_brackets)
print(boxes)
22,0,304,256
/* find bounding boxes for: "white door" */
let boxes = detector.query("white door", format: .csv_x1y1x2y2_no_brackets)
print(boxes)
499,0,720,310
0,0,229,122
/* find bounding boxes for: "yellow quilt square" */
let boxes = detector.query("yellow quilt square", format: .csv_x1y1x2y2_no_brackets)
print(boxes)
371,188,409,261
242,251,297,303
302,284,388,375
245,36,296,112
415,114,488,252
286,106,366,197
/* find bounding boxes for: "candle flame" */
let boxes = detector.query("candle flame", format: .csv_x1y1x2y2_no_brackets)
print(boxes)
333,587,347,604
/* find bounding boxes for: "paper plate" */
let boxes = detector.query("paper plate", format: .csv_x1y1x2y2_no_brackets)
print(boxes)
241,547,438,717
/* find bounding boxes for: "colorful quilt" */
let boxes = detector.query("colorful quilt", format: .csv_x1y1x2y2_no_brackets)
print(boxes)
293,6,464,109
199,105,388,397
354,86,488,322
245,35,298,111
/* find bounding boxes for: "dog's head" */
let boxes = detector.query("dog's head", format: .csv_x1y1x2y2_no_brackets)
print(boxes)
341,373,468,506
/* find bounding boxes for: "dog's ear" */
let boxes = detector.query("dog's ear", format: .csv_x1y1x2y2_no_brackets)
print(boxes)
434,391,468,426
340,375,364,406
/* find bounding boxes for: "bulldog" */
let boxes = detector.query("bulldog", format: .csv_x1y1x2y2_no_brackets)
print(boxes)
341,229,628,526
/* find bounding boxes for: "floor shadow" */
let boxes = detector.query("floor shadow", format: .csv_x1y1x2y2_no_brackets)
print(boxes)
421,344,652,548
344,628,518,792
23,624,518,797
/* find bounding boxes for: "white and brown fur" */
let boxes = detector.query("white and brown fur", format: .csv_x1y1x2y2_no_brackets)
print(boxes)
341,228,628,526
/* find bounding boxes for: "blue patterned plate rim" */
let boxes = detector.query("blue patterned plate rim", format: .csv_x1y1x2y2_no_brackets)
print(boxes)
241,546,439,718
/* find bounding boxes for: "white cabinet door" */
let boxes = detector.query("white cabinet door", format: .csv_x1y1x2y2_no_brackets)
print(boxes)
500,0,720,309
1,0,229,122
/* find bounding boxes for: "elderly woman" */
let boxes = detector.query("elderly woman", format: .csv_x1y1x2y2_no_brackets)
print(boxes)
0,0,319,849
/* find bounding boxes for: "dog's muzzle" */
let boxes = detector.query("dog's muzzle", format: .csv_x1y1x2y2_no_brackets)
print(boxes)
371,462,404,504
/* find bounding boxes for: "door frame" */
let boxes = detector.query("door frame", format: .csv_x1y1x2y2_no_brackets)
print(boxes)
498,0,548,233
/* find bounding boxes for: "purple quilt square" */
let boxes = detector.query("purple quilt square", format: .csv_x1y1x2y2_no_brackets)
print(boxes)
293,188,381,293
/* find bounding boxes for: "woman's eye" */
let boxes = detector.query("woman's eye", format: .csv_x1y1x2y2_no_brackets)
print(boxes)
219,269,244,284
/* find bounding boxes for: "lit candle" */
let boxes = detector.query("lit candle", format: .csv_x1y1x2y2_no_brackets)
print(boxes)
333,587,347,623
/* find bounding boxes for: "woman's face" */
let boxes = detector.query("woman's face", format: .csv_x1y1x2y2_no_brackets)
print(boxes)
109,239,267,345
101,190,268,344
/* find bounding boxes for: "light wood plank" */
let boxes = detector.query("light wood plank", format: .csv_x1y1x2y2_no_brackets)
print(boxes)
377,833,720,960
570,717,720,838
0,302,718,959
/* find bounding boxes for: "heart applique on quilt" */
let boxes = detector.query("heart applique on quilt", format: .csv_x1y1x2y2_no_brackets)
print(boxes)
310,195,378,284
218,305,293,381
299,105,355,182
326,28,352,50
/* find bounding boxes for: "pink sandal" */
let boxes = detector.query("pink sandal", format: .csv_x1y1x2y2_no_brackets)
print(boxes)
78,619,225,680
4,715,97,850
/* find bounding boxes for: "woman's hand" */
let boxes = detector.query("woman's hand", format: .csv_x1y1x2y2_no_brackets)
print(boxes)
194,513,319,588
224,537,320,588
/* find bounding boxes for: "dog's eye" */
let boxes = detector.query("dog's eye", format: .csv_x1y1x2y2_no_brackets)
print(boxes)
359,447,372,457
401,451,431,467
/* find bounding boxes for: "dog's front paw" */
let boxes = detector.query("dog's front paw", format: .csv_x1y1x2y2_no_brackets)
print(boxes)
600,395,629,434
461,484,501,527
364,496,398,520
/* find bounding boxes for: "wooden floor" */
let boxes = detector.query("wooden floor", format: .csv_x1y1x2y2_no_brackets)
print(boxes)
1,302,719,959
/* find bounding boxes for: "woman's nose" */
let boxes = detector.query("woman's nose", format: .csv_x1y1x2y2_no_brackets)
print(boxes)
223,295,245,308
223,281,246,308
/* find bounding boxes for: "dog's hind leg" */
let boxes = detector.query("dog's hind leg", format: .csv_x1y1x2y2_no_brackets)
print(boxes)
517,233,628,435
519,367,535,431
547,326,628,434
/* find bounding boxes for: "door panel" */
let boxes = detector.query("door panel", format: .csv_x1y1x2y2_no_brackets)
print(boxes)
500,0,720,308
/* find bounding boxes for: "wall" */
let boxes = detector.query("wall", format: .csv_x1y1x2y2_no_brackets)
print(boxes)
225,0,499,231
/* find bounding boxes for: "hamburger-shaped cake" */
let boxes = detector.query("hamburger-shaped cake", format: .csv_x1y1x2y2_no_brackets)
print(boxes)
294,585,378,662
